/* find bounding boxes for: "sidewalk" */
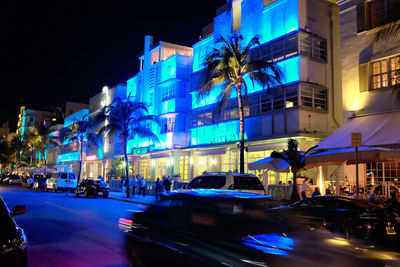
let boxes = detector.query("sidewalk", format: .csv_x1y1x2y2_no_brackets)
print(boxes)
108,191,156,205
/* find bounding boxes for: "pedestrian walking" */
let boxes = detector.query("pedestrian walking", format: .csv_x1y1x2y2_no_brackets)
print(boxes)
300,178,312,199
121,179,126,196
155,178,163,200
131,176,138,197
138,176,147,197
163,176,172,192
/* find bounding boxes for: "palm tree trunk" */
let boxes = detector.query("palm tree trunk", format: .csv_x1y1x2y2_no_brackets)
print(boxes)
78,140,83,184
123,135,130,198
237,86,245,174
290,171,300,203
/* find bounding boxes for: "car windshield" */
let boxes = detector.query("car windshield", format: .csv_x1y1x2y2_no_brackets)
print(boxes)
233,176,264,190
188,176,226,189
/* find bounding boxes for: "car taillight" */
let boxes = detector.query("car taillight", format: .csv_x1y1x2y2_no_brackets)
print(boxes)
119,218,133,231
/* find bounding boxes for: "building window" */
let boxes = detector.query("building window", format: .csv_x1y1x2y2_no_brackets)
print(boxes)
300,84,327,110
299,32,327,61
357,0,400,32
250,33,299,63
254,85,301,114
367,161,400,185
370,55,400,90
162,86,175,101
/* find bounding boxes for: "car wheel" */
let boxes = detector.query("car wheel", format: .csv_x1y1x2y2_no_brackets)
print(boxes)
45,187,49,192
103,193,109,198
53,186,57,193
84,190,89,198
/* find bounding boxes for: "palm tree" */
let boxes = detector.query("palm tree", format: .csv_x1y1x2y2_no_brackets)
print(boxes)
64,116,99,183
271,139,315,203
27,120,58,166
8,136,29,173
199,34,284,173
96,96,160,198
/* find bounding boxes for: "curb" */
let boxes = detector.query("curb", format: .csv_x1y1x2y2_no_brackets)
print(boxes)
108,196,154,206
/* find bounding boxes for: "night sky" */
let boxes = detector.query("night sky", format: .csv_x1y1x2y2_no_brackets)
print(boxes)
2,0,227,131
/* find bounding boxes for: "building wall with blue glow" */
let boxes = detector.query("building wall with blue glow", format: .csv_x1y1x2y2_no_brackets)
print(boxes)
64,109,89,128
125,40,193,153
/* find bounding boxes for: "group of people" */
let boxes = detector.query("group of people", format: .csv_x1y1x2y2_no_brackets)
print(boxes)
122,175,173,199
300,177,332,199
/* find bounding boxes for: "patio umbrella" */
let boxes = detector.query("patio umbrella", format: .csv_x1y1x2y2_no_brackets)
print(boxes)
248,156,290,172
304,146,392,168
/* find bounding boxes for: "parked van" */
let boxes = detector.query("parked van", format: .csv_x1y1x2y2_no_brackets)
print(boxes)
46,172,78,192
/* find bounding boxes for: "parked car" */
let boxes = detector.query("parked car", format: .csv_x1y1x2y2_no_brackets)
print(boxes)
122,190,398,266
0,173,10,183
32,175,48,191
46,172,77,192
75,179,109,198
268,196,400,249
0,196,28,266
7,175,22,185
186,172,266,195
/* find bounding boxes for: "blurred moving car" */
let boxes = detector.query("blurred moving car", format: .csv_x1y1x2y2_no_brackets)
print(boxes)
268,196,400,248
0,196,28,267
7,175,22,185
46,172,77,192
122,190,399,266
186,172,266,195
75,179,109,198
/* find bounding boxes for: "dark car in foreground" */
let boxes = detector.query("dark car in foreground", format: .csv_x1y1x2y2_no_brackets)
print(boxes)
122,190,399,267
0,196,28,266
75,179,109,198
268,196,400,249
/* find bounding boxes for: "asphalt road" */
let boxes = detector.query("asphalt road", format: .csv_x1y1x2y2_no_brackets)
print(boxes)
0,184,148,267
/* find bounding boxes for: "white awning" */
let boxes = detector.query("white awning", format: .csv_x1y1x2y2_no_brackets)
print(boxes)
315,111,400,150
248,157,290,172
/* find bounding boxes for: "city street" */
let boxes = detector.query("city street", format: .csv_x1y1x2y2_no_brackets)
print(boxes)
0,184,147,267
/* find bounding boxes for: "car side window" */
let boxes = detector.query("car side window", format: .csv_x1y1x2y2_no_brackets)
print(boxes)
233,176,264,190
188,177,203,189
60,173,68,179
69,173,76,179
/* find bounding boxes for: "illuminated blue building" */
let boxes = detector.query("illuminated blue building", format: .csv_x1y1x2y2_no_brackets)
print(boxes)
126,0,342,185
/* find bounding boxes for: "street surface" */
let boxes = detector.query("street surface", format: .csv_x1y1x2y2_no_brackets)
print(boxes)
0,184,147,267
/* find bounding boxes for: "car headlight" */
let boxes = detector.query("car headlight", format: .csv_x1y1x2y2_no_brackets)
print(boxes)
1,228,27,254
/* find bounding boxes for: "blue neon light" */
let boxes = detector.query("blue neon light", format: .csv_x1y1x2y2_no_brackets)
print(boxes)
193,35,214,73
161,99,176,114
190,120,247,146
57,152,80,163
192,56,300,109
260,0,299,44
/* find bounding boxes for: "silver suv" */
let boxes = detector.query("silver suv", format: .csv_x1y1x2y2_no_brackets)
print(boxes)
187,172,266,195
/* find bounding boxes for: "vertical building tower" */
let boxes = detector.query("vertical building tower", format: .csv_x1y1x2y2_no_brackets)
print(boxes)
126,37,193,180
